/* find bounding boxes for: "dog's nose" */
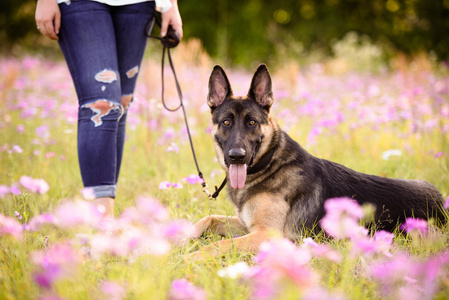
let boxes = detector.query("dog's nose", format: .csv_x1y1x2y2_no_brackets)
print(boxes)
228,148,246,162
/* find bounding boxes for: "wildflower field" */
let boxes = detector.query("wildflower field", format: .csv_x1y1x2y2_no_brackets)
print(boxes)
1,45,449,299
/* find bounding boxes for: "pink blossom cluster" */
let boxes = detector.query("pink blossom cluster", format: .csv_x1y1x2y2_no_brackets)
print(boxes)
0,176,49,198
168,279,206,300
32,242,81,290
232,198,446,299
159,174,205,190
0,213,23,240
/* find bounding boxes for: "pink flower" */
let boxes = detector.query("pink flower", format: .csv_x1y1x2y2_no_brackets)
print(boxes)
444,196,449,209
166,142,179,153
400,218,428,234
320,197,366,239
159,181,172,189
0,185,10,198
53,200,101,229
19,176,50,194
183,174,205,185
81,187,95,200
100,281,126,300
32,242,81,289
36,125,50,139
162,220,194,243
11,145,23,153
168,279,206,300
434,151,444,158
369,252,449,299
14,211,22,220
45,152,56,158
135,196,170,222
246,238,318,298
324,197,365,219
172,183,184,189
0,213,23,240
90,234,128,258
10,184,21,195
301,237,342,262
16,124,25,133
25,213,55,231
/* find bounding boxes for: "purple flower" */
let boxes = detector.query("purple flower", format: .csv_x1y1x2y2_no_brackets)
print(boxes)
400,218,428,234
168,279,206,300
0,213,23,239
14,211,22,220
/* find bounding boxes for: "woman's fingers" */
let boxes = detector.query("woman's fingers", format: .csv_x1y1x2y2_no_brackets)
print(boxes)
35,0,61,41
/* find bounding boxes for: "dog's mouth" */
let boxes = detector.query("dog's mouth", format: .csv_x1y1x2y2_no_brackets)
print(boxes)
225,156,254,189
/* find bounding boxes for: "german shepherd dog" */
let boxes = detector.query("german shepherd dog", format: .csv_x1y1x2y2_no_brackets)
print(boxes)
187,64,445,260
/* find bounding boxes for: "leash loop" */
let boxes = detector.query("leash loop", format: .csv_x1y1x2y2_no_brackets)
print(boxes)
146,15,219,200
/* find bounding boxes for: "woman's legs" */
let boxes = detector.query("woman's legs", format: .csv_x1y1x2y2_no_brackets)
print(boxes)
57,1,155,217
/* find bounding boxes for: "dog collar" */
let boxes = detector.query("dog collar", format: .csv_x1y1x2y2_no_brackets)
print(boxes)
247,148,275,175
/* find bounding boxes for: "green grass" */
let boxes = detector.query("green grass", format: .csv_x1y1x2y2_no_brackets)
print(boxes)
1,55,448,299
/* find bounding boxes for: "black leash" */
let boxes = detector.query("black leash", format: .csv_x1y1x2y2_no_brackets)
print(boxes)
146,15,224,199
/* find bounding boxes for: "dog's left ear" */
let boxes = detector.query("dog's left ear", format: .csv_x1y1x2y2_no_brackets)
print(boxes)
248,64,274,109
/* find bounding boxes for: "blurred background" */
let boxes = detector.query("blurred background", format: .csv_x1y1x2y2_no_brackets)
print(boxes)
1,0,448,68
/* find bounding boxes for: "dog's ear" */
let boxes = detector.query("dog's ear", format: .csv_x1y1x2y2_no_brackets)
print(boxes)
207,65,233,109
248,64,274,109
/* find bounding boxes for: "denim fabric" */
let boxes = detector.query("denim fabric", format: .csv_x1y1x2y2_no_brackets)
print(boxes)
58,0,155,198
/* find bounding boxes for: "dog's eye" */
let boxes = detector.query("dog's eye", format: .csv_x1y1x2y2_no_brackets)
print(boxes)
248,120,256,126
223,120,230,126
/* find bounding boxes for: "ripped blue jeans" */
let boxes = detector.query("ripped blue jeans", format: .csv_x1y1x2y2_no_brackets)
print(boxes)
58,0,155,198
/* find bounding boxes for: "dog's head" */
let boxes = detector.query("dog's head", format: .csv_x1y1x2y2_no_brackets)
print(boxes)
207,64,275,189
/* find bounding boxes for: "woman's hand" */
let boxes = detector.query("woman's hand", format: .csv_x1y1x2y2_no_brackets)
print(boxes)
35,0,61,41
161,0,183,40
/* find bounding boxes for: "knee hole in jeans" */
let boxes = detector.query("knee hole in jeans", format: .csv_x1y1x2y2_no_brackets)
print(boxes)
82,100,123,127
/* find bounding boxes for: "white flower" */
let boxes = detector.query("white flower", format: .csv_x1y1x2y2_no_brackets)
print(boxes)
217,262,250,279
382,149,402,160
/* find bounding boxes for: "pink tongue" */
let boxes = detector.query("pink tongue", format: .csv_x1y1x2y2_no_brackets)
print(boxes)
229,164,247,189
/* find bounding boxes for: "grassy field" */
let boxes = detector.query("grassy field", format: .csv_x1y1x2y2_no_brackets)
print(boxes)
1,46,449,299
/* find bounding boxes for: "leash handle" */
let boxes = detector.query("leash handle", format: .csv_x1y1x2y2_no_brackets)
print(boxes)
146,15,222,200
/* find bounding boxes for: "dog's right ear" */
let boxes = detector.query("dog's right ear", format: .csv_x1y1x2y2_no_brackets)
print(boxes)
207,65,233,109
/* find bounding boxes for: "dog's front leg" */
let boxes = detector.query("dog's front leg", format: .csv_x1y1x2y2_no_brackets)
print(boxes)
190,215,248,239
187,226,273,260
187,193,289,260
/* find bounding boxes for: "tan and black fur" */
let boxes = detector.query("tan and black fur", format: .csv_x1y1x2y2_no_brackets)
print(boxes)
187,64,445,260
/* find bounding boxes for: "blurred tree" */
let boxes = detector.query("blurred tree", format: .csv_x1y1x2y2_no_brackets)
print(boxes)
1,0,448,66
